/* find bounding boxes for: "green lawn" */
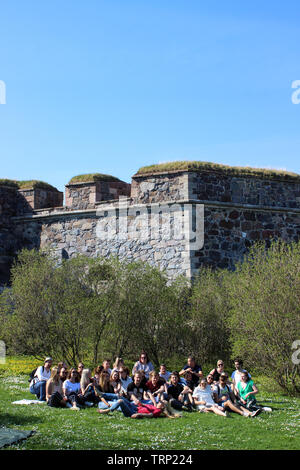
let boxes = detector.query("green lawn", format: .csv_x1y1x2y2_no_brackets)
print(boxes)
1,371,299,450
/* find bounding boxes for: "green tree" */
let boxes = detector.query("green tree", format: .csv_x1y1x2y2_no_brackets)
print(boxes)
226,240,300,394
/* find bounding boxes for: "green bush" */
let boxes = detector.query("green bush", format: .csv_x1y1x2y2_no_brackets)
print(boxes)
226,241,300,395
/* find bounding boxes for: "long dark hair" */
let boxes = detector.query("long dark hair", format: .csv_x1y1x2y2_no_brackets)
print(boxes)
139,351,149,363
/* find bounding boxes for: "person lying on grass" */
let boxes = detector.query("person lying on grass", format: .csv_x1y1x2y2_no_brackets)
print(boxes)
98,396,179,419
192,378,228,417
213,373,261,417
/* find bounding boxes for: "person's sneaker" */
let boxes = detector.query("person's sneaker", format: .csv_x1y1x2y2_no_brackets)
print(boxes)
262,407,272,412
243,411,250,417
70,405,80,411
224,411,229,417
251,409,262,417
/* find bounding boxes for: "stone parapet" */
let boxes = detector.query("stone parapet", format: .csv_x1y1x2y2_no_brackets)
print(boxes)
65,180,131,209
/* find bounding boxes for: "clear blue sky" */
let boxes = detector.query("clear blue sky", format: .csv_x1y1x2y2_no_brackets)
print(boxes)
0,1,300,193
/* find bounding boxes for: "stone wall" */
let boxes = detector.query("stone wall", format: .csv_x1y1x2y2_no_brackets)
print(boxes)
65,180,131,210
131,172,188,203
15,200,192,279
190,203,300,274
2,167,300,284
0,186,18,283
187,171,300,208
18,187,63,213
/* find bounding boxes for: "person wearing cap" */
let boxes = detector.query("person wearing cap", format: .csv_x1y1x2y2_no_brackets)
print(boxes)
29,357,53,401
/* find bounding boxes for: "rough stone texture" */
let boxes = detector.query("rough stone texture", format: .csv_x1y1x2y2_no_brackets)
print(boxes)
18,187,63,212
2,169,300,284
66,181,131,209
188,171,300,208
190,204,300,275
131,172,189,203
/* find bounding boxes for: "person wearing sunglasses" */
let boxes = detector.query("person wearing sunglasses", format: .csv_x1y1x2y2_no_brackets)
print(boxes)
213,373,260,417
132,351,154,380
209,360,226,383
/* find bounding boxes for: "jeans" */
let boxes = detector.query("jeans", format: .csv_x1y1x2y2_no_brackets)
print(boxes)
117,399,138,417
30,381,47,401
99,398,138,417
101,393,119,401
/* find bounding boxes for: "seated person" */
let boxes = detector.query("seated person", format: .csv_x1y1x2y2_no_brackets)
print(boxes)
231,358,251,394
192,378,227,416
159,364,171,383
62,368,84,410
29,357,53,402
146,370,167,402
213,373,259,417
77,362,84,377
181,371,195,407
46,366,70,408
132,351,154,380
208,360,227,383
235,371,266,414
167,371,193,411
93,365,103,385
102,358,112,376
127,371,156,406
119,366,132,397
96,370,118,402
179,355,203,387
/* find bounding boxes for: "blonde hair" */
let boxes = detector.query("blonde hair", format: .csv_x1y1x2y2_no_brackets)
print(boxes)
80,369,91,390
113,357,125,370
49,366,60,385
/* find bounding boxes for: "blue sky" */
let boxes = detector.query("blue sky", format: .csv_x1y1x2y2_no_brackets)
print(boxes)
0,1,300,193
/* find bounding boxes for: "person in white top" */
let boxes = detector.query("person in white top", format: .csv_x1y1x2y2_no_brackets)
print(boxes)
231,358,251,395
62,368,82,410
159,364,171,383
192,378,228,416
118,367,132,397
29,357,53,401
132,351,154,379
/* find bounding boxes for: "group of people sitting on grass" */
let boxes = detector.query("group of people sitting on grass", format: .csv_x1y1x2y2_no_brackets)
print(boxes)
29,352,272,419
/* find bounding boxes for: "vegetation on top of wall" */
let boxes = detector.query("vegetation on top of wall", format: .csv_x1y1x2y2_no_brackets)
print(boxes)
0,179,58,190
136,161,300,181
17,180,58,191
0,179,19,188
68,173,121,184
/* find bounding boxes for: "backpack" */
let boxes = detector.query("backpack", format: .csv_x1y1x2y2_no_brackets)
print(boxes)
28,366,44,383
215,383,231,399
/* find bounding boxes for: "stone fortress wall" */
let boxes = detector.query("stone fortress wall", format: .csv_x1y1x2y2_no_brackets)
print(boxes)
1,163,300,285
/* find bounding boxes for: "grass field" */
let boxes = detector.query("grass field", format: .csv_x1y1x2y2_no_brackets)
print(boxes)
0,357,299,450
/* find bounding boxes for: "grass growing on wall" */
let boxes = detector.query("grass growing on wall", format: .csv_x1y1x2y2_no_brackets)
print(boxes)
136,161,300,181
68,173,121,184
